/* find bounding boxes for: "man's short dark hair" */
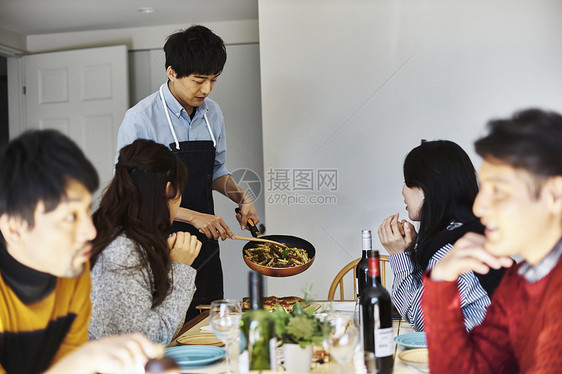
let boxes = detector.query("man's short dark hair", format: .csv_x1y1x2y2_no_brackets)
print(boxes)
0,129,99,227
164,25,227,78
475,108,562,182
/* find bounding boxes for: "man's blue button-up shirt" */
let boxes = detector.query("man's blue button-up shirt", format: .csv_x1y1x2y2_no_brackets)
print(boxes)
116,82,229,181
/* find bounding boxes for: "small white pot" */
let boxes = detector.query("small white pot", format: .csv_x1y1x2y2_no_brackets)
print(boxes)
283,343,313,373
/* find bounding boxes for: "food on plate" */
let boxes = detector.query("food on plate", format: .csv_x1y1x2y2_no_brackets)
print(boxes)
397,219,406,236
242,296,306,312
313,345,330,364
243,243,310,268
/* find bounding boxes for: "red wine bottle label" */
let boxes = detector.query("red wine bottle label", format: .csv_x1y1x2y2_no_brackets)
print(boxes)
368,257,381,278
374,327,394,357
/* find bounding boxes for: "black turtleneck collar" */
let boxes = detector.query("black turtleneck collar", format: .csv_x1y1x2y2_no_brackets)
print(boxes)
0,239,57,304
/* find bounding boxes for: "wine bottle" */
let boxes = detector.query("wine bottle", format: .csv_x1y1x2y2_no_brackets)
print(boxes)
360,250,394,374
356,230,372,298
239,271,276,371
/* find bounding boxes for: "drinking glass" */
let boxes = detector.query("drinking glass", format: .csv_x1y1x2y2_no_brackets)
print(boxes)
210,299,242,374
323,312,359,374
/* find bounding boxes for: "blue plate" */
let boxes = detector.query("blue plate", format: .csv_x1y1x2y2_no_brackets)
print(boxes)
165,345,225,368
394,332,427,349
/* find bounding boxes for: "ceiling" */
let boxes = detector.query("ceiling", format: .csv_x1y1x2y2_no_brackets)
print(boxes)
0,0,258,36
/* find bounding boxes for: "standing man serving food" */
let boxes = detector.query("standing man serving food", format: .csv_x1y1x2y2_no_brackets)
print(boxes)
116,25,259,320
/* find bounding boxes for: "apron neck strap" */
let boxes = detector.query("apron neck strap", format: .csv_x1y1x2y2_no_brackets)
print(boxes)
159,84,180,150
203,113,217,148
160,83,217,150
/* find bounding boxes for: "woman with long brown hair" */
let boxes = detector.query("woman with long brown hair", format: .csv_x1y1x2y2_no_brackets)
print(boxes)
88,139,202,345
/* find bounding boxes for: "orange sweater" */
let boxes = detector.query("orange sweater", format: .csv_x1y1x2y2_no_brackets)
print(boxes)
0,265,91,374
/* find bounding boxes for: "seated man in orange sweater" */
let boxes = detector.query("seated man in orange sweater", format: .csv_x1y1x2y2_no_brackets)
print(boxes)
0,130,161,373
421,108,562,373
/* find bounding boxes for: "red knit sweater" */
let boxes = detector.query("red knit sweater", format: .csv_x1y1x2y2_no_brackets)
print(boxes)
421,259,562,373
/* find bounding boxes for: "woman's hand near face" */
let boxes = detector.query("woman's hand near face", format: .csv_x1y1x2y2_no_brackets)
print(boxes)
168,232,202,266
378,213,417,255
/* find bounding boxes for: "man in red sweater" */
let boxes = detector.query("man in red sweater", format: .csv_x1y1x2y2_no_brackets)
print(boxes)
421,108,562,373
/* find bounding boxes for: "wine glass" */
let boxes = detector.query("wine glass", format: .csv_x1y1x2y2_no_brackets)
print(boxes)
210,299,242,374
323,312,359,374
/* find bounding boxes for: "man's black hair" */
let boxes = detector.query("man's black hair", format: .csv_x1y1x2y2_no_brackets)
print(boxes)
164,25,227,78
475,108,562,180
0,129,99,227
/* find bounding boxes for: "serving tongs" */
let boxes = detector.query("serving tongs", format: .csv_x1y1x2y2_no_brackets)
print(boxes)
233,235,288,248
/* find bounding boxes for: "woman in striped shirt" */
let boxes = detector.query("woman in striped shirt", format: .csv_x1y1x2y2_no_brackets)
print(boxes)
377,140,505,332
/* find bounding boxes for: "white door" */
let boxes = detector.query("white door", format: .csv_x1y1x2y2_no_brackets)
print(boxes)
24,45,128,205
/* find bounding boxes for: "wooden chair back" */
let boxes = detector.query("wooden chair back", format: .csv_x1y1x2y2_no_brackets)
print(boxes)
327,255,389,301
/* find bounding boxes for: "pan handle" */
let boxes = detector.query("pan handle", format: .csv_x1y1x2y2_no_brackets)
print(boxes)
235,207,260,238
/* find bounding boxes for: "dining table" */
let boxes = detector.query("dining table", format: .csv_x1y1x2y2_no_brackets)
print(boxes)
167,301,427,373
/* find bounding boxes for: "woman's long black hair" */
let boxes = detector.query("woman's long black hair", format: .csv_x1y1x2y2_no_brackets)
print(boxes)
91,139,188,308
404,140,479,269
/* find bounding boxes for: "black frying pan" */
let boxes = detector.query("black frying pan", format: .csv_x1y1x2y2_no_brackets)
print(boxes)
235,208,316,277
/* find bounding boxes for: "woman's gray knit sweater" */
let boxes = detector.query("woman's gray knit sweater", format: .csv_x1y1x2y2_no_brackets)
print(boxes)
89,234,196,345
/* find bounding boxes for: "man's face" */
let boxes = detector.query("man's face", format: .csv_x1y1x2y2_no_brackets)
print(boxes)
8,179,96,277
168,72,219,113
473,159,556,264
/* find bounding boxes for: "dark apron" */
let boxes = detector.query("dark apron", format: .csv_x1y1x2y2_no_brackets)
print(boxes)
170,140,223,321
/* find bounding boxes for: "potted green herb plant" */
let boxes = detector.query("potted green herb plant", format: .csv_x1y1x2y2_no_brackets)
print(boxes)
272,300,326,373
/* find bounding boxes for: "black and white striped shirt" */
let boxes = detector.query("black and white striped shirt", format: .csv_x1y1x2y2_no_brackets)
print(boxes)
389,245,490,332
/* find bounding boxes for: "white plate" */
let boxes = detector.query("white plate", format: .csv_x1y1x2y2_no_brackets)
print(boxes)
394,332,427,348
398,348,429,372
333,302,356,312
165,345,225,368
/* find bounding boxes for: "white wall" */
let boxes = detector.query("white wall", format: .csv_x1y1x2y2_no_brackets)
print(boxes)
25,20,258,53
1,20,257,55
8,18,259,143
0,26,26,54
258,0,562,299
